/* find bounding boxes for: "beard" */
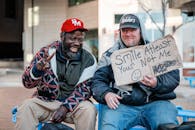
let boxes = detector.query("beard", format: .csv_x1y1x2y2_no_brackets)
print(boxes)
62,41,82,60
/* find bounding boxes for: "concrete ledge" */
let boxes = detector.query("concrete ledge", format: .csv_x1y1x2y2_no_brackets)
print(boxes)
0,60,23,68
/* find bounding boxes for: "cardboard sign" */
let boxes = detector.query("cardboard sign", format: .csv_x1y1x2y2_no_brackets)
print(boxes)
111,35,183,86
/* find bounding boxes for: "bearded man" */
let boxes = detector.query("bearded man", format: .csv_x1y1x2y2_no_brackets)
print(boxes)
16,18,97,130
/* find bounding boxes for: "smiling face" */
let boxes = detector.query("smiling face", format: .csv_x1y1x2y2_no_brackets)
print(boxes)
64,30,85,53
120,27,141,47
60,30,85,59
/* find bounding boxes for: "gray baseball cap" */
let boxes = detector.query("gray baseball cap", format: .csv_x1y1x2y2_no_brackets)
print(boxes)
119,14,140,29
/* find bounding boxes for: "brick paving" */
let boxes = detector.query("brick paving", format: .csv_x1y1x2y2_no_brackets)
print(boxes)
0,71,195,130
0,87,35,130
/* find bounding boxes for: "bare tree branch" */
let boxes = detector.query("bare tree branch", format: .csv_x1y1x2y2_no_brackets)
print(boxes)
162,0,167,36
138,0,169,36
138,0,163,35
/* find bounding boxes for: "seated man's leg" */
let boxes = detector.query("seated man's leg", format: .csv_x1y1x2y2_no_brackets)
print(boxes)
143,100,178,130
15,98,61,130
100,104,140,130
65,101,97,130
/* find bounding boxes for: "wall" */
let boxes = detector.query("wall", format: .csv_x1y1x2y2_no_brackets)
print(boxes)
23,0,67,65
67,0,98,29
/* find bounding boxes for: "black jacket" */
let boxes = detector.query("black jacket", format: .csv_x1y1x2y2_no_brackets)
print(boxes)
91,14,180,106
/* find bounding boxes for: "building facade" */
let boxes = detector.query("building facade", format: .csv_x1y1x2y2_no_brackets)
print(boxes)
0,0,194,82
23,0,98,64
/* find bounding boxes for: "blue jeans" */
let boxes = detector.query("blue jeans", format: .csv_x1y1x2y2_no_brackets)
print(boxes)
100,100,178,130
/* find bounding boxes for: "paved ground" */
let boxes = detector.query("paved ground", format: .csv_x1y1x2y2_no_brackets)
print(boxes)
0,69,195,130
0,87,36,130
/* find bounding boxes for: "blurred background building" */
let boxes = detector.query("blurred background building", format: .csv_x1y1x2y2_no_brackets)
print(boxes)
0,0,194,84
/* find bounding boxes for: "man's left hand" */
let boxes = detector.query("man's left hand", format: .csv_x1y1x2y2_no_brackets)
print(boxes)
52,105,68,123
141,75,157,88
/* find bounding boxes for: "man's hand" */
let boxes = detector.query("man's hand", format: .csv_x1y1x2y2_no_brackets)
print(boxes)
52,105,68,123
141,75,157,88
105,92,122,109
36,50,56,71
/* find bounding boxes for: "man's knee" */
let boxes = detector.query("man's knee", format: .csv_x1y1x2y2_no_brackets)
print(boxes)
18,99,35,112
73,101,97,120
84,101,97,114
80,101,97,116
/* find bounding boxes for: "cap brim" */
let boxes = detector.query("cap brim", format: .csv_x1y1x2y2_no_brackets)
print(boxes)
80,28,88,32
76,27,88,32
120,24,139,29
65,28,88,33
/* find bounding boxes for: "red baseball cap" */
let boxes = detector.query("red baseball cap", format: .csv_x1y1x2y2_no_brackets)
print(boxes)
61,18,88,32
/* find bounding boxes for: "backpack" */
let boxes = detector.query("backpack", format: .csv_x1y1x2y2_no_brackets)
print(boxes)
40,123,74,130
158,121,195,130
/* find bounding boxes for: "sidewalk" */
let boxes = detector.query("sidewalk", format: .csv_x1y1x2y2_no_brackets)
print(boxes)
0,69,195,130
0,69,33,130
0,87,35,130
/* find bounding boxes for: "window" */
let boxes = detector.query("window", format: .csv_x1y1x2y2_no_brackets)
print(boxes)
182,13,195,23
146,29,162,42
85,29,98,60
114,14,123,24
68,0,95,7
